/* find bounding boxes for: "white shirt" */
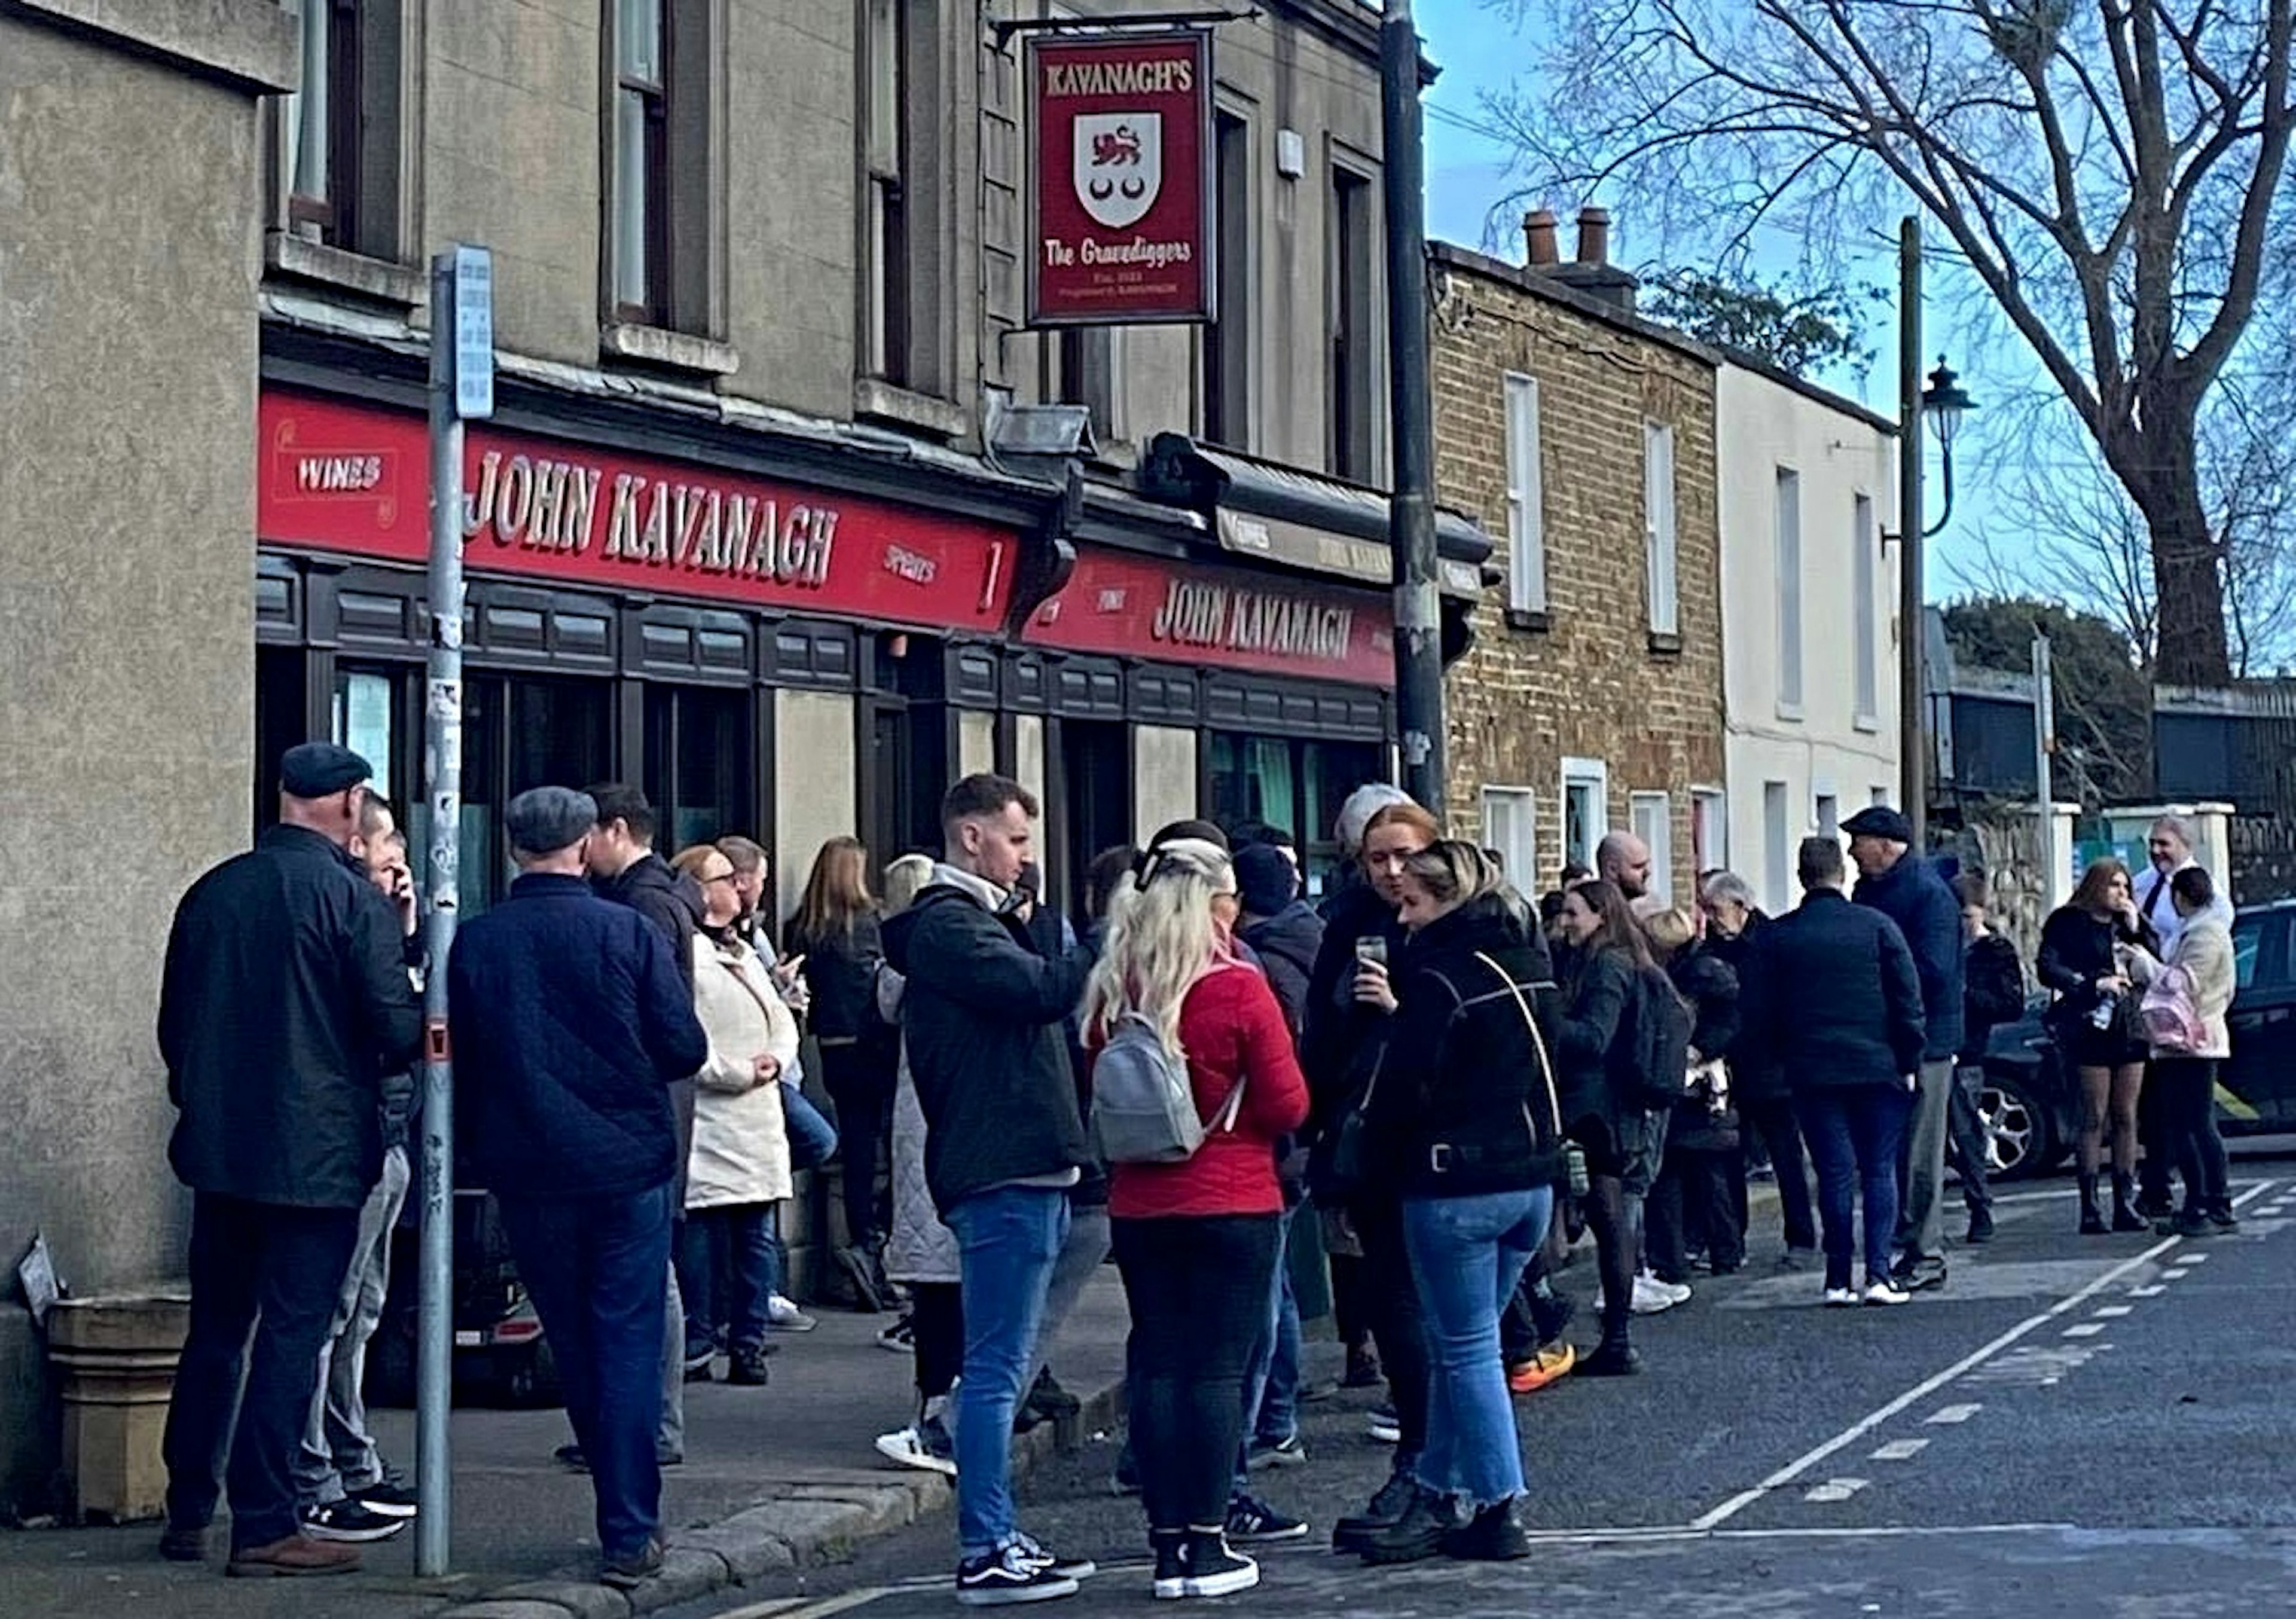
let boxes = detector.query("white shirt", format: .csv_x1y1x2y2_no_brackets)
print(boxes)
2135,859,2234,958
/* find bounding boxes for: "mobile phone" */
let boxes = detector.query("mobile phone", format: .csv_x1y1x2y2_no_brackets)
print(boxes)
1355,935,1388,969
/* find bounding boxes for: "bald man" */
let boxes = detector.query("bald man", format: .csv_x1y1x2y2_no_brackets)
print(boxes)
1596,832,1653,902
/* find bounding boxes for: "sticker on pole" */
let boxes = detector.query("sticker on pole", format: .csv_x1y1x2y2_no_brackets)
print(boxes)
450,245,494,421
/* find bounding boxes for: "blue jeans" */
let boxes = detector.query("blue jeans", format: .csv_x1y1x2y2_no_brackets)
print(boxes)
679,1203,774,1358
947,1185,1070,1557
781,1082,839,1171
1796,1086,1913,1290
498,1184,675,1561
1402,1186,1553,1508
1237,1205,1302,1481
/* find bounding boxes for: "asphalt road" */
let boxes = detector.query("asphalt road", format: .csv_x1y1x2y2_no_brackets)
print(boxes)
667,1165,2296,1619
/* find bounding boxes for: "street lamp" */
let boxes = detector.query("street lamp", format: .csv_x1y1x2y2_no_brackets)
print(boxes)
1920,355,1976,538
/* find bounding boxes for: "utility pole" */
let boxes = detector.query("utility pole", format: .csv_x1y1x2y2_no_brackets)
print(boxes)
2032,630,2056,899
1381,0,1444,817
417,244,489,1577
1897,216,1927,847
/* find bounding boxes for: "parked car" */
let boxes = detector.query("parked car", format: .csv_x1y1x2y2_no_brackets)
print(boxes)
367,1188,558,1409
1977,898,2296,1178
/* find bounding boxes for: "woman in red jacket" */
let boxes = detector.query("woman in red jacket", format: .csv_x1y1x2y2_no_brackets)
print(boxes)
1086,837,1310,1602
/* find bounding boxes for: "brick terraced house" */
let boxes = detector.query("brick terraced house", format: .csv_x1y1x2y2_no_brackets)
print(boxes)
1431,212,1725,906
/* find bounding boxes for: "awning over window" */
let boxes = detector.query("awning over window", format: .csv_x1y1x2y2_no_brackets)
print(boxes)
1141,434,1495,600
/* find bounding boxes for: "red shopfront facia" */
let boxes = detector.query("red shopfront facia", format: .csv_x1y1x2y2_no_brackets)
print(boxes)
1027,546,1393,688
258,390,1019,629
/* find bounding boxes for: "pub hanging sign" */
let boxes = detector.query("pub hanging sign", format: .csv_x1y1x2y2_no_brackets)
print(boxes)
1025,28,1214,326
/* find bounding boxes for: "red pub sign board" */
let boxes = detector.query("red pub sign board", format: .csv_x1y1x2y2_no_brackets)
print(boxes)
1027,548,1394,688
1026,29,1213,326
258,390,1018,631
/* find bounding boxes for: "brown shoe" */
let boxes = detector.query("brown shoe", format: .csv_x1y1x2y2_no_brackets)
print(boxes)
158,1524,208,1562
224,1534,363,1577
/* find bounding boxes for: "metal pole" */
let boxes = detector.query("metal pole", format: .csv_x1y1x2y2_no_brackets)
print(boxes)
416,252,467,1578
2032,631,2055,900
1896,216,1926,847
1381,0,1445,816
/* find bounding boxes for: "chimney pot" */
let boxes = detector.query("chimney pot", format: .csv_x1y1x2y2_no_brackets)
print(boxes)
1523,208,1560,267
1575,205,1611,265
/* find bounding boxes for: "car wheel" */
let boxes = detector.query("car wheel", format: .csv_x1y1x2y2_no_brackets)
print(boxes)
1979,1072,2053,1181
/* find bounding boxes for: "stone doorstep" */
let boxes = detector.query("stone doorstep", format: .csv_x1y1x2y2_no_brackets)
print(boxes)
436,1375,1126,1618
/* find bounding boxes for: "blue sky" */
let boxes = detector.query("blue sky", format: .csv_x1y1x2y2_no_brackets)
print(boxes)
1410,0,2013,596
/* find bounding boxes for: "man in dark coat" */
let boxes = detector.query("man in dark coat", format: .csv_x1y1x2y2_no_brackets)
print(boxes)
881,774,1095,1603
1845,805,1963,1293
157,743,424,1577
1747,836,1927,1305
450,787,707,1589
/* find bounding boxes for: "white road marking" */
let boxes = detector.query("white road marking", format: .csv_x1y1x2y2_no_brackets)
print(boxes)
710,1603,815,1619
2091,1305,2133,1317
2129,1285,2167,1297
2062,1322,2106,1337
1804,1478,1869,1503
768,1591,902,1619
1684,1187,2279,1535
1926,1403,1983,1425
2172,1251,2213,1263
1871,1438,1929,1461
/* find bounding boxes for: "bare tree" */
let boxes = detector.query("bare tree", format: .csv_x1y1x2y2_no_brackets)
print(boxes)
1485,0,2296,685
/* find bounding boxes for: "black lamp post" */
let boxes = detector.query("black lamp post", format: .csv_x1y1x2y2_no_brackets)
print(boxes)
1920,356,1976,539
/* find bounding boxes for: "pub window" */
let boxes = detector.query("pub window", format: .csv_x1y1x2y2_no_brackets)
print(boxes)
1049,328,1118,441
643,685,755,853
1201,111,1252,449
604,0,716,333
1208,732,1381,896
863,0,912,384
280,0,405,259
1328,164,1378,481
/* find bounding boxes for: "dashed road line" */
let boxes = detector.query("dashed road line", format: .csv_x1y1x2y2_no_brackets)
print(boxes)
2062,1322,2106,1337
1804,1478,1868,1503
2092,1305,2132,1317
1871,1438,1930,1461
1926,1403,1983,1425
2129,1285,2168,1297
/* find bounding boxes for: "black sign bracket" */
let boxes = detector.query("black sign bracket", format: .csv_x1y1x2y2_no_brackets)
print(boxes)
993,8,1259,51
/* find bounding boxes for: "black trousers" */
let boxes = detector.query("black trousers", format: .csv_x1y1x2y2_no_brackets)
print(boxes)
1739,1095,1818,1251
163,1192,361,1551
1112,1214,1281,1534
1648,1145,1745,1278
2152,1056,2231,1211
2138,1061,2176,1203
909,1281,966,1402
1351,1198,1431,1462
821,1038,897,1245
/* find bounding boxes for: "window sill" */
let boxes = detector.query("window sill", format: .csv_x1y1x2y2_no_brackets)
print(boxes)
855,377,968,440
1776,703,1806,724
1854,714,1880,734
1647,630,1683,657
264,233,425,308
1504,607,1552,634
602,322,741,379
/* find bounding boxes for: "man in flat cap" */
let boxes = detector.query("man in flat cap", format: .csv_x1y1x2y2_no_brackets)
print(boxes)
1843,805,1961,1294
157,743,426,1577
448,787,707,1590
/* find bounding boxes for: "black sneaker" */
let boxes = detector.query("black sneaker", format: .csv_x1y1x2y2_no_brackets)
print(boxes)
1333,1470,1419,1553
1964,1208,1996,1245
1342,1345,1383,1388
350,1479,419,1519
2160,1209,2213,1238
1246,1434,1308,1471
299,1500,407,1544
158,1524,208,1562
1152,1534,1190,1600
683,1358,715,1384
956,1542,1080,1606
601,1537,664,1590
1012,1532,1096,1581
1891,1256,1948,1293
728,1347,771,1386
2207,1203,2241,1232
1180,1534,1259,1599
1226,1491,1310,1542
2136,1192,2176,1221
1577,1339,1642,1376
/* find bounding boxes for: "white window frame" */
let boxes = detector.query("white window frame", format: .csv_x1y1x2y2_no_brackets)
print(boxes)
1775,466,1804,718
1852,491,1879,729
1815,789,1840,840
1761,780,1791,915
1643,421,1678,638
1629,790,1674,905
1691,786,1727,876
1503,372,1547,615
1561,757,1610,874
1480,786,1537,894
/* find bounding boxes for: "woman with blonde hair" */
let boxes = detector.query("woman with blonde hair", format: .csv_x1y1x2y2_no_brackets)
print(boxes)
669,844,800,1386
787,836,899,1309
1089,837,1308,1600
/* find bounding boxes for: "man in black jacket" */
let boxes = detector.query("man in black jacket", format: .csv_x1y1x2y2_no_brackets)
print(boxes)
881,774,1096,1605
582,783,704,1458
1845,805,1964,1293
157,743,424,1578
1747,837,1927,1306
451,787,708,1589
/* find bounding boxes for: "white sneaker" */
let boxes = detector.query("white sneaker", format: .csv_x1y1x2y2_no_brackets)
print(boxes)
1629,1273,1683,1315
1822,1287,1860,1308
1863,1277,1911,1306
874,1421,957,1477
768,1294,817,1332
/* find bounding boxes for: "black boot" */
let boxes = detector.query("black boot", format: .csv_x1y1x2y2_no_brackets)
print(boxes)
2111,1174,2150,1232
1442,1498,1530,1562
2077,1174,2106,1235
1359,1489,1456,1566
1578,1322,1641,1377
1333,1468,1418,1554
2206,1198,2241,1232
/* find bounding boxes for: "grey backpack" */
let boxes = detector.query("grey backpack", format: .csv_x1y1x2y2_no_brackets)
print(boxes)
1090,1012,1244,1165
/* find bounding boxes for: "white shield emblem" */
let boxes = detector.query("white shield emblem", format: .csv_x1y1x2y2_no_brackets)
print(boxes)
1072,113,1163,230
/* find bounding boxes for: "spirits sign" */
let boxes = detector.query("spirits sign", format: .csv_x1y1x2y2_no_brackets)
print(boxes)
1027,29,1214,326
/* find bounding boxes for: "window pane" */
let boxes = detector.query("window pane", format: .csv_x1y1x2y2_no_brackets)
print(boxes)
646,685,753,854
2233,918,2263,990
1853,493,1878,721
615,88,651,308
332,667,397,794
289,0,332,199
1776,469,1803,710
619,0,662,81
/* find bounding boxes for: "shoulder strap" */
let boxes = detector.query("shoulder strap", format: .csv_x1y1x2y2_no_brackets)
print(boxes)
1474,951,1564,1135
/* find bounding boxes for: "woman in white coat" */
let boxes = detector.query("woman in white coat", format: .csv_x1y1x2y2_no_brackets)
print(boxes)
671,845,801,1386
2125,865,2239,1236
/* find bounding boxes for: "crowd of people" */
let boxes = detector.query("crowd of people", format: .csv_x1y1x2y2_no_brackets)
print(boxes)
151,743,2246,1599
